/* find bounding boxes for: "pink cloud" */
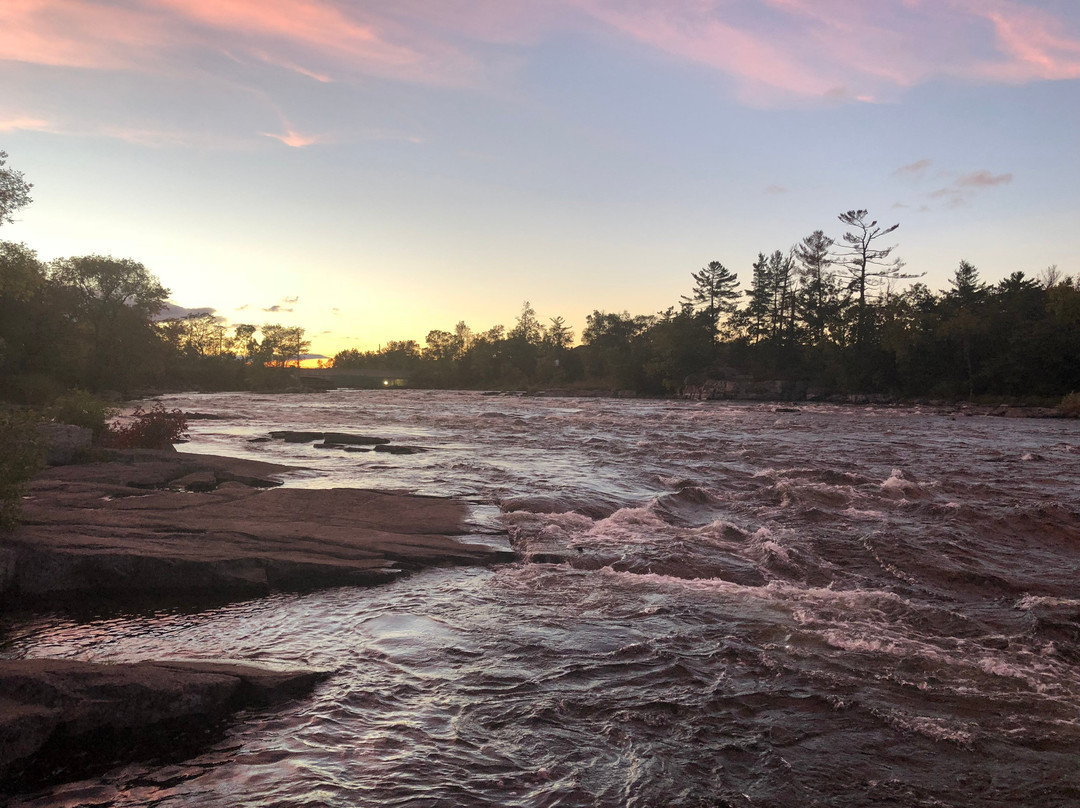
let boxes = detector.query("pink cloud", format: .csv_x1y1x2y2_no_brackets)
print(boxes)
2,0,1078,117
0,110,225,146
0,0,170,69
896,159,933,177
262,129,322,148
955,170,1014,188
963,1,1080,82
150,0,455,82
573,1,847,103
567,0,1080,104
0,115,52,132
929,169,1014,206
1,0,482,85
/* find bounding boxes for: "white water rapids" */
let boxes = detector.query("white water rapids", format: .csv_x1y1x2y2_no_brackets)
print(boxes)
4,391,1080,806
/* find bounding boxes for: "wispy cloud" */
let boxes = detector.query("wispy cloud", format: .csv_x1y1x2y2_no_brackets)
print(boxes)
895,159,933,178
262,129,322,148
568,0,1080,105
2,109,249,147
929,169,1014,207
261,294,302,312
953,0,1080,82
0,115,53,133
764,184,787,195
2,0,1078,137
0,0,481,84
954,170,1014,189
0,0,167,69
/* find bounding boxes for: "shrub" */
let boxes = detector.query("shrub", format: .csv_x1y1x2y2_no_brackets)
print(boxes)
3,373,64,406
100,403,189,450
1059,392,1080,416
0,407,46,530
45,389,116,438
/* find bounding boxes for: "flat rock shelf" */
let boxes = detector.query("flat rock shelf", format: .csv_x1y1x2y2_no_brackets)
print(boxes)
0,449,513,604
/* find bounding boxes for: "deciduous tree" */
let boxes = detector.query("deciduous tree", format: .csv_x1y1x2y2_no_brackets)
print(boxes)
48,255,169,390
0,151,32,228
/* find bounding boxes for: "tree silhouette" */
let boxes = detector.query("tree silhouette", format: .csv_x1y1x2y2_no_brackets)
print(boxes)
835,210,910,344
681,261,740,344
0,151,33,228
794,230,840,345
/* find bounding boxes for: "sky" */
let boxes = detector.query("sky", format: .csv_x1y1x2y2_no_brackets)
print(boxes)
2,0,1079,356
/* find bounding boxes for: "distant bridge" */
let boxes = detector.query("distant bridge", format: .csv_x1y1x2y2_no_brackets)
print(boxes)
296,367,412,389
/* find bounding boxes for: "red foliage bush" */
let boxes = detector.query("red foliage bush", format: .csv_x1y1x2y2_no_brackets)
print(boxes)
100,404,189,450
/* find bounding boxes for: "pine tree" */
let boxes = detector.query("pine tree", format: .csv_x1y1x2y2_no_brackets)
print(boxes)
835,209,913,344
681,260,740,343
794,230,841,345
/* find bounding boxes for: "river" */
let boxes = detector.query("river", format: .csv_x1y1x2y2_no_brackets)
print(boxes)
4,391,1080,807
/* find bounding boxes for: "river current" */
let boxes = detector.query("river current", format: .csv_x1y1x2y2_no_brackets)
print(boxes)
4,391,1080,807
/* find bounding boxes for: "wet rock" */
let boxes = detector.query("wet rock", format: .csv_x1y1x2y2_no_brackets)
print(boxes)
268,431,325,443
322,433,390,446
266,431,391,445
0,658,328,790
373,444,426,455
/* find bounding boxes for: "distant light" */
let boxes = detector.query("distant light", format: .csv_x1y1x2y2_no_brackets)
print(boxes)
383,380,389,386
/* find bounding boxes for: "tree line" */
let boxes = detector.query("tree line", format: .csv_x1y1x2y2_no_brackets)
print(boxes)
332,210,1078,401
3,147,1078,403
0,239,313,400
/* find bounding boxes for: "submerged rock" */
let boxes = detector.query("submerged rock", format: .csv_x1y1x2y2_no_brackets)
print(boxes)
0,658,328,790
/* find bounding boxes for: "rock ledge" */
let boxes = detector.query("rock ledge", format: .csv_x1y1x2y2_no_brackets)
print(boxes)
1,450,512,605
0,658,328,789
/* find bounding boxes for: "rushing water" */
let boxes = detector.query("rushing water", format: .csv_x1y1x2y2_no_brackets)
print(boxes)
4,391,1080,807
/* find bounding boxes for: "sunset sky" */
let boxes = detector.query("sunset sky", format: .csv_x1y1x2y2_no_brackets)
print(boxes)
2,0,1079,356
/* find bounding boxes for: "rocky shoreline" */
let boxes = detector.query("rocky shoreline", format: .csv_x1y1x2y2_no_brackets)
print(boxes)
0,448,513,796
